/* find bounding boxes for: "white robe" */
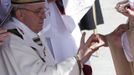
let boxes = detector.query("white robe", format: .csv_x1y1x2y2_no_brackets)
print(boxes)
0,18,82,75
43,2,81,63
43,0,94,63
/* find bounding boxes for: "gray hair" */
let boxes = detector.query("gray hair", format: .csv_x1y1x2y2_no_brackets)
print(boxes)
11,4,27,17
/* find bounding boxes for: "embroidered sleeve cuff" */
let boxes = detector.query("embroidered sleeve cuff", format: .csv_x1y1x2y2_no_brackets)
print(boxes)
74,55,83,75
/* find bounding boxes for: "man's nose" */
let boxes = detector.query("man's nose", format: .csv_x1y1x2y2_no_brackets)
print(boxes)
38,11,45,19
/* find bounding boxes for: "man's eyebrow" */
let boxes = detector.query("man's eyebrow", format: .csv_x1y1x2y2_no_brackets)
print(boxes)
35,7,46,10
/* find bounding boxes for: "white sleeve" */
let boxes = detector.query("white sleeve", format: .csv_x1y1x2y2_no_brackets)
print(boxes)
62,15,75,33
1,35,82,75
121,32,133,62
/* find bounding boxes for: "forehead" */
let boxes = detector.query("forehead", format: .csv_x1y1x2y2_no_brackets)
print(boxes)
25,2,46,9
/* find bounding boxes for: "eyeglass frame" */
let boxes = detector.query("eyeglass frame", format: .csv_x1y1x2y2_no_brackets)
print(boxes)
18,7,49,16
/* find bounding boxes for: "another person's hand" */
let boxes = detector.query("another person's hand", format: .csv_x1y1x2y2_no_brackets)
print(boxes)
115,0,130,16
96,24,129,48
106,24,128,49
120,6,134,17
76,32,102,64
115,0,134,18
0,28,10,45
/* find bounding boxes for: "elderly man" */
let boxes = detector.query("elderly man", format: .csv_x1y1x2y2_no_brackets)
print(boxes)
0,0,102,75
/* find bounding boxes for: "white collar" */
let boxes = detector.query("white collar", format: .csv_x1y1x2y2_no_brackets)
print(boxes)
12,17,38,39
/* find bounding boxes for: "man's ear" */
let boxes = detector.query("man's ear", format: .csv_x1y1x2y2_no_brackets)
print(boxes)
15,10,24,21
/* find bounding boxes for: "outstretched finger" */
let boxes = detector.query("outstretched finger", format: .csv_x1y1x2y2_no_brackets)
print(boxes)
80,32,86,49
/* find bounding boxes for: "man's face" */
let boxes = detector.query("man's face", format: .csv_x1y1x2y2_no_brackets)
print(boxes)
19,2,47,33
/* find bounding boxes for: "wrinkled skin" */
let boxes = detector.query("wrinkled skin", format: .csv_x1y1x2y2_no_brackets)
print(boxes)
77,32,103,64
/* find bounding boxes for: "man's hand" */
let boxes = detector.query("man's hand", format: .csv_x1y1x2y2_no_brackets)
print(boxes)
91,34,108,47
76,32,102,64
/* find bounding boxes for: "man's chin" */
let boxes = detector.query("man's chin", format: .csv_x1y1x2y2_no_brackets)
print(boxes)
38,23,44,27
39,21,44,24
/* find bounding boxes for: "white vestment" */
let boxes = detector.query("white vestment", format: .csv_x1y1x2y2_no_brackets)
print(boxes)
43,0,94,63
0,18,82,75
43,2,81,63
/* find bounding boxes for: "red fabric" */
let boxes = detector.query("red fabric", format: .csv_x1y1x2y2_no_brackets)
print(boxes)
83,64,92,75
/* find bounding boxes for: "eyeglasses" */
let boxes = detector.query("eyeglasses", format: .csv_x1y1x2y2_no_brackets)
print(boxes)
19,7,49,16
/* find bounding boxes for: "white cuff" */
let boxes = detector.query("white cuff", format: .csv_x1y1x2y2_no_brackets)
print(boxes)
121,32,133,62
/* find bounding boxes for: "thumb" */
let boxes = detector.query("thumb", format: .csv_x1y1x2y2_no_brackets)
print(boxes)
126,8,134,16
